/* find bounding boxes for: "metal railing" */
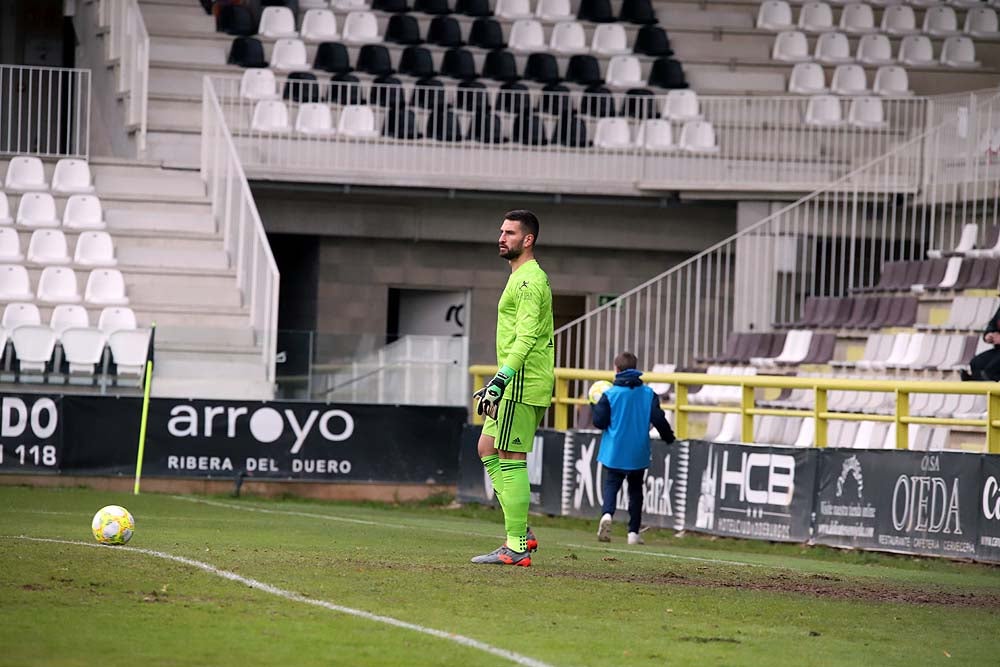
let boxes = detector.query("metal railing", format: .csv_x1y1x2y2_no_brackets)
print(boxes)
0,65,91,158
209,75,929,195
201,78,280,387
100,0,148,152
470,366,1000,452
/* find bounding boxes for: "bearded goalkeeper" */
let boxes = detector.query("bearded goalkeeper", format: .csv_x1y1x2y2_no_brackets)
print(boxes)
471,209,555,567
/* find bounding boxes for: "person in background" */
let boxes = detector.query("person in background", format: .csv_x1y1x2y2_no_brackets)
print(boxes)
591,352,675,544
962,300,1000,381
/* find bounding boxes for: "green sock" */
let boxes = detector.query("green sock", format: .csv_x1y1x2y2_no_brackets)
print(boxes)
500,459,529,553
481,454,505,509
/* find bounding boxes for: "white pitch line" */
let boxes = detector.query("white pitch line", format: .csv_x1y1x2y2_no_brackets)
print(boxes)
562,543,761,568
7,536,557,667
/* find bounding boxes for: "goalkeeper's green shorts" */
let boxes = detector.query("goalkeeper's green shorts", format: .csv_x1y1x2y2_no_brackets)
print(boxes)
482,399,547,453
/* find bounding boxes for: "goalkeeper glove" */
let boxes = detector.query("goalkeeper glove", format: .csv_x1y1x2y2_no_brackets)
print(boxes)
473,366,515,419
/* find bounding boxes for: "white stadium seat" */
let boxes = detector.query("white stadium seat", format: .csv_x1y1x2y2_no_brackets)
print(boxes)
549,22,588,55
332,0,370,9
51,159,95,194
337,105,379,138
662,90,702,121
757,0,794,31
873,66,911,96
898,35,935,66
923,6,961,36
839,3,876,33
108,328,152,381
12,324,56,378
797,2,834,32
27,229,71,265
495,0,534,20
831,64,867,95
16,193,59,228
773,30,811,62
0,193,11,225
536,0,573,21
300,9,338,42
805,95,844,126
605,55,644,88
60,326,108,380
2,303,41,330
965,7,1000,37
37,266,81,304
636,119,674,152
98,306,137,335
259,6,298,39
0,265,34,301
856,33,894,64
788,62,827,94
593,118,634,149
251,100,291,133
508,20,546,53
295,103,335,135
74,231,117,267
85,269,129,306
940,36,979,67
814,32,852,63
240,69,280,101
591,24,630,56
909,0,942,7
341,12,380,44
50,304,90,336
848,96,887,128
0,228,23,262
4,156,47,191
679,120,719,153
270,39,309,71
881,5,918,35
63,195,105,230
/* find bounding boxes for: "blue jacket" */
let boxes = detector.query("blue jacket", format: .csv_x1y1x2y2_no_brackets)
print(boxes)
592,369,676,471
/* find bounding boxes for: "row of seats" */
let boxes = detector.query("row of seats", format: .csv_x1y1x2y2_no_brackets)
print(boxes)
773,31,979,67
918,295,1000,331
803,94,889,126
789,294,997,332
0,229,115,267
2,302,135,336
3,157,94,193
832,331,983,371
759,2,1000,37
1,192,106,230
928,222,1000,257
789,62,910,94
0,266,128,306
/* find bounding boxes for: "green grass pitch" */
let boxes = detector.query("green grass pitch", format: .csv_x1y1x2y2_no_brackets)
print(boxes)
1,485,999,666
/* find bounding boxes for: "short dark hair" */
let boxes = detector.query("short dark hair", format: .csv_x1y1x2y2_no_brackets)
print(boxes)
614,351,638,371
504,209,539,241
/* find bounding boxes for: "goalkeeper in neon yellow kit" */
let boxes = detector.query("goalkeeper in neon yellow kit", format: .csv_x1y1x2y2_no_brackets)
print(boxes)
472,210,554,567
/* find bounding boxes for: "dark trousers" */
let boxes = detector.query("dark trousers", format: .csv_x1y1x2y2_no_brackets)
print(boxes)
969,346,1000,381
601,467,645,534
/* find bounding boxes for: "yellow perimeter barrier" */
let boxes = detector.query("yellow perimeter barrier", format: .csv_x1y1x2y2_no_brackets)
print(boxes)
469,366,1000,453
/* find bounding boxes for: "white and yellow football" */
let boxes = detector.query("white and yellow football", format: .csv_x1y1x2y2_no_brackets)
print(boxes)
92,505,135,545
588,380,613,404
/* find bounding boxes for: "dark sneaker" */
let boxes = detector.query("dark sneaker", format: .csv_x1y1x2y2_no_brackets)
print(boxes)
471,545,532,566
526,526,538,552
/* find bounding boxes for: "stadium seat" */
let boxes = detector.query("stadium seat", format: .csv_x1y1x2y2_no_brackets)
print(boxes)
428,17,465,47
814,32,852,63
636,119,673,151
525,53,560,83
619,0,657,25
856,33,894,64
373,0,410,11
63,195,105,230
312,43,351,73
512,112,548,145
415,0,452,14
469,19,506,49
509,20,546,52
772,31,810,62
494,82,527,117
427,107,464,141
27,230,70,265
50,304,89,335
805,95,844,126
385,15,423,45
98,306,137,335
2,302,40,330
84,269,128,306
259,6,298,38
60,326,107,381
928,223,978,258
369,75,404,107
282,72,322,103
382,105,422,139
0,193,10,225
399,46,436,77
580,84,616,117
539,83,575,115
898,35,935,66
592,23,630,55
16,193,59,228
483,50,519,81
965,7,999,37
495,0,533,19
605,55,643,88
108,329,152,382
216,5,257,36
848,96,886,128
578,0,614,23
830,64,867,95
881,5,918,35
620,89,656,119
240,69,280,100
797,2,834,32
923,6,961,36
342,12,381,44
565,54,601,85
757,0,794,31
270,39,309,71
357,45,394,75
455,0,490,16
469,106,504,143
4,156,47,191
537,0,572,20
301,9,339,42
251,100,291,132
633,25,672,56
788,62,827,94
73,231,117,267
37,267,80,303
51,159,95,194
333,0,372,9
12,325,56,378
679,120,719,153
662,89,701,121
839,3,876,33
454,80,487,110
411,78,446,108
441,48,477,79
228,37,268,68
873,66,911,95
550,21,587,54
648,58,687,89
0,228,22,262
294,103,335,135
940,36,979,66
337,105,379,137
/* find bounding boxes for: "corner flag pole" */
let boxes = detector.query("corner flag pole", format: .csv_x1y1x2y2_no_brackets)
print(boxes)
133,323,156,495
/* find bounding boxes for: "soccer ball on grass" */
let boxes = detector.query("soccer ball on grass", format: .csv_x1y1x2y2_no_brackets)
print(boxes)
588,380,613,404
92,505,135,545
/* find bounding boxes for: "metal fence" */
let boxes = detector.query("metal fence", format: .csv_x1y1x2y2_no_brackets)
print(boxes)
99,0,148,153
0,65,90,158
209,75,929,195
201,78,280,387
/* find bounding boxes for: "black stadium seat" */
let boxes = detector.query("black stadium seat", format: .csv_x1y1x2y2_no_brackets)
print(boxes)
565,55,602,86
411,78,447,108
456,80,489,110
428,107,463,141
538,83,573,115
634,25,672,56
442,48,477,80
282,71,322,103
483,49,519,82
314,42,352,74
524,53,560,84
512,112,548,145
497,82,528,114
554,112,588,147
228,37,268,67
357,44,394,75
470,106,504,143
469,19,506,49
200,0,214,15
622,88,657,118
427,17,465,47
217,5,257,36
580,84,616,117
620,0,658,25
330,73,366,105
399,46,436,78
415,0,452,14
374,0,411,11
648,57,688,89
385,15,424,44
371,75,405,107
383,105,422,139
577,0,614,23
456,0,492,17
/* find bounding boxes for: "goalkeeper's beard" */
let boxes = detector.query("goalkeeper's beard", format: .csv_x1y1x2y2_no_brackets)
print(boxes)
499,245,522,260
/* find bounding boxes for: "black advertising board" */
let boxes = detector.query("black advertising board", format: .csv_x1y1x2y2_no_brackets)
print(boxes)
815,450,980,559
0,394,62,474
683,440,817,542
979,455,1000,562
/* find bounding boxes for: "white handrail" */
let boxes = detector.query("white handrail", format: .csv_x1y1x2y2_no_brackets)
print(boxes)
0,64,91,158
201,77,280,387
103,0,148,153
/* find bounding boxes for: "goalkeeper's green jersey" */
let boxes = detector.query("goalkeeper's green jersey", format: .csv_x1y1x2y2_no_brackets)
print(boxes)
496,259,555,407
